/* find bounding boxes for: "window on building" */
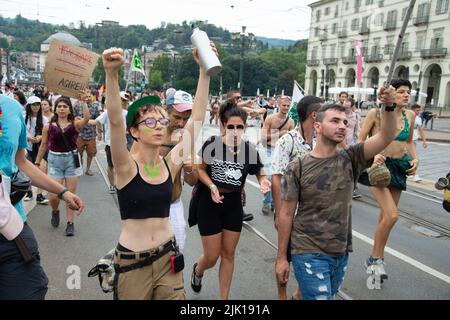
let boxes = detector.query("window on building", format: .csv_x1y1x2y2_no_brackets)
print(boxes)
315,27,320,37
340,44,346,58
322,45,328,59
346,2,349,10
374,13,384,26
312,47,318,59
332,23,338,34
351,18,360,30
417,3,430,17
354,0,361,12
316,9,322,21
325,7,330,15
387,10,397,26
335,5,339,17
362,16,370,29
366,0,374,5
330,44,336,58
416,32,426,50
436,0,449,14
399,34,409,53
431,29,444,48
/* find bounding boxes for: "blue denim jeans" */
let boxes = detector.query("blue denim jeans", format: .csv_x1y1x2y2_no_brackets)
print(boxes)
292,253,349,300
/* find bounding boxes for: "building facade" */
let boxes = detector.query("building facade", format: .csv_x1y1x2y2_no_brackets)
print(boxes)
305,0,450,108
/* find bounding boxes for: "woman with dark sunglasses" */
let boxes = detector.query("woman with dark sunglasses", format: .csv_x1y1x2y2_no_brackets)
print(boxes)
190,100,271,299
102,44,214,300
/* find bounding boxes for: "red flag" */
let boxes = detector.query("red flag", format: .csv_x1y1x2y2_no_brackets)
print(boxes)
355,40,363,87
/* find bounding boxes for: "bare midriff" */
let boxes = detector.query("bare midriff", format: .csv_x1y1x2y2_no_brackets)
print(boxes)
119,218,174,252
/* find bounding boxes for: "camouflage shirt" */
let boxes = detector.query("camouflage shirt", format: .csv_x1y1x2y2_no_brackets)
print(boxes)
282,143,368,256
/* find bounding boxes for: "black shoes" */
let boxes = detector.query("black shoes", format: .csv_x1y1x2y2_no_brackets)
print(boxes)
190,263,202,293
65,222,75,237
243,213,254,222
51,210,60,228
36,194,49,205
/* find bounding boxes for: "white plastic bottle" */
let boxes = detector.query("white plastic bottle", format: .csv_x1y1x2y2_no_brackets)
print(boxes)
190,27,222,76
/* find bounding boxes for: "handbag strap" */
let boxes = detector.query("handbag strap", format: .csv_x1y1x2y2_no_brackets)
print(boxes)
277,116,290,131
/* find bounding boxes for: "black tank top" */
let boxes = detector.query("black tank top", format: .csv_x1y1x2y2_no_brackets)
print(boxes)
117,158,173,220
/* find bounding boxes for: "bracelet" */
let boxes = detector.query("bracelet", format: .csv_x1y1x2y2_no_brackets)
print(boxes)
208,184,217,190
34,163,40,166
57,188,69,200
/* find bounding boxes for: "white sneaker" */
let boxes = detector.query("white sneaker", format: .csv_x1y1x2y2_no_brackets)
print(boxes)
365,257,388,280
413,175,422,182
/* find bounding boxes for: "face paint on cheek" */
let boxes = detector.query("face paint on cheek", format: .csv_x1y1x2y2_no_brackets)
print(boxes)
142,127,154,134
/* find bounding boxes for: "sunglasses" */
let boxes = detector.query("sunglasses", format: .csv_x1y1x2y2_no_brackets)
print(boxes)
135,117,169,128
226,124,245,130
234,96,242,101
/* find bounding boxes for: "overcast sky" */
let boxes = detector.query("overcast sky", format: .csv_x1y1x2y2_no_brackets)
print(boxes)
0,0,316,40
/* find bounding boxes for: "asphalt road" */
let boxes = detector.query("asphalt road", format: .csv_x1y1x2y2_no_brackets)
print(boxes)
26,123,450,300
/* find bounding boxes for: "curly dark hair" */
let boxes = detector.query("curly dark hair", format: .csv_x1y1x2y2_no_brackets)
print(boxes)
219,99,248,124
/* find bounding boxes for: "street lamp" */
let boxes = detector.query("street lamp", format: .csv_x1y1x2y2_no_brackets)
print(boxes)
233,26,254,94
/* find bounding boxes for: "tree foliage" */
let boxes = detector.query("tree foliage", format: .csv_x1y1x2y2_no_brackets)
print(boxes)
0,15,308,95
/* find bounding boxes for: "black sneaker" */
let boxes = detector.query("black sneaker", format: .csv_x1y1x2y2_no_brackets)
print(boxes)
51,210,60,228
24,190,33,201
243,213,254,222
65,222,75,237
190,263,202,293
352,190,362,199
36,194,49,205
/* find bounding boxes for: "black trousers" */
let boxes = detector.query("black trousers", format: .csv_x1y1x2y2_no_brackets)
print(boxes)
0,223,48,300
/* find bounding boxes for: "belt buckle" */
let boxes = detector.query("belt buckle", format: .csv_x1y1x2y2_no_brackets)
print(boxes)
149,248,159,256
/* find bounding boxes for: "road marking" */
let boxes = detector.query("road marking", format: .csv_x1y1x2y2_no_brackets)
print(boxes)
428,142,450,147
352,230,450,284
246,178,450,285
403,190,442,204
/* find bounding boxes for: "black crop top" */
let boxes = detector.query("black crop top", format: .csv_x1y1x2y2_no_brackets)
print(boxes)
117,159,173,220
200,135,263,192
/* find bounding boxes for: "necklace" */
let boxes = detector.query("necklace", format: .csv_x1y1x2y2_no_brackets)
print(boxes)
143,161,161,178
227,145,240,155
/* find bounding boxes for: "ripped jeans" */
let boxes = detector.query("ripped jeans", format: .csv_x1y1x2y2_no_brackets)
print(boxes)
291,253,349,300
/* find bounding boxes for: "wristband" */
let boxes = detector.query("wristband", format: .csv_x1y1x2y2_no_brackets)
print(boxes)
57,188,69,200
209,184,217,190
34,163,40,166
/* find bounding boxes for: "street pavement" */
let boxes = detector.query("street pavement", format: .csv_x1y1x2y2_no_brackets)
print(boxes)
25,119,450,300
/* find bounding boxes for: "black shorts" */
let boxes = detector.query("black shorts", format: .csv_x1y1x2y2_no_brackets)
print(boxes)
197,189,244,236
105,145,113,168
0,223,48,299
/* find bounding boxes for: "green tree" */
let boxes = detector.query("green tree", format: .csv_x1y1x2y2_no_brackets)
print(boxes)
149,70,164,90
152,54,172,83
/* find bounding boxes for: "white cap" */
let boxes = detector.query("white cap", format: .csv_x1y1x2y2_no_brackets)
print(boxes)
27,96,41,105
120,91,129,101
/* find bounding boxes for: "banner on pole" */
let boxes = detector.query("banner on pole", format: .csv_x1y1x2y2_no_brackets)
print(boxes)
355,40,363,87
44,39,99,99
131,50,145,75
288,80,305,126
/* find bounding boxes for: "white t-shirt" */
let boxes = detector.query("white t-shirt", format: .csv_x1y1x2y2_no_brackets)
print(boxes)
413,116,423,141
96,110,128,146
26,115,48,150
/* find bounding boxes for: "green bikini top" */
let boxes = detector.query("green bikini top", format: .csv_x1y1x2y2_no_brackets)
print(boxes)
394,111,410,141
